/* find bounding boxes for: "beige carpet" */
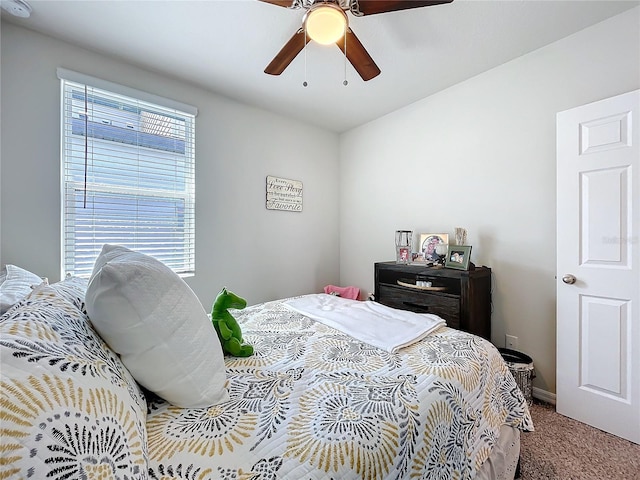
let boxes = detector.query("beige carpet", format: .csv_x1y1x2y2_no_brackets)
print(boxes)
519,401,640,479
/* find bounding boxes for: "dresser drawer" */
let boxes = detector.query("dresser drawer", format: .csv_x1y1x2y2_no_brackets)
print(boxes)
378,285,460,329
374,262,492,339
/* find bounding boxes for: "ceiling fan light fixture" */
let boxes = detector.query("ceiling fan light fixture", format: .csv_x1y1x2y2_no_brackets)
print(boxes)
304,4,347,45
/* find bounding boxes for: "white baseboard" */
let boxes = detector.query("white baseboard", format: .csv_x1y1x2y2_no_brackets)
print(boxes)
533,387,556,405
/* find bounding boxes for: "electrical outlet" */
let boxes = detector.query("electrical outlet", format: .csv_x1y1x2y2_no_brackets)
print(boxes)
505,335,518,350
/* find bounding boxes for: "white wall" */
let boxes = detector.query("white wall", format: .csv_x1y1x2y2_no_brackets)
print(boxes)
0,22,340,308
338,7,640,395
3,9,639,396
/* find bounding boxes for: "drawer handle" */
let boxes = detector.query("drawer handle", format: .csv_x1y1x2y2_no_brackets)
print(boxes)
403,302,430,312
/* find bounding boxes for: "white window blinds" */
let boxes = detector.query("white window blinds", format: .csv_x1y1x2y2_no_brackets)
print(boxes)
59,69,196,277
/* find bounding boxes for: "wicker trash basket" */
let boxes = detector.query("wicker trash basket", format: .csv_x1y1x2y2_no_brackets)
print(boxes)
498,348,535,406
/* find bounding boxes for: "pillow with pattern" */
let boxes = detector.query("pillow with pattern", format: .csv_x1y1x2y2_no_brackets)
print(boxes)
50,274,89,312
0,264,44,315
0,283,149,479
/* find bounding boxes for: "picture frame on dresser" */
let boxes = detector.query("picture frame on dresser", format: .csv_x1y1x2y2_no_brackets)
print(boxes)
419,233,449,262
445,245,472,270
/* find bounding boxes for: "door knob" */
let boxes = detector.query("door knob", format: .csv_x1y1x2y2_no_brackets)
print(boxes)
562,274,577,285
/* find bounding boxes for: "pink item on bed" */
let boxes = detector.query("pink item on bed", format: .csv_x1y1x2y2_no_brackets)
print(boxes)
323,285,360,300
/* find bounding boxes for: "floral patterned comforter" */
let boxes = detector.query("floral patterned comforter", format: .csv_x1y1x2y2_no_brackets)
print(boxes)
146,297,533,480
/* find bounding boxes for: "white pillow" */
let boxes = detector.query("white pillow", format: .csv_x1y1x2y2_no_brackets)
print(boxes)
0,264,45,314
85,244,229,407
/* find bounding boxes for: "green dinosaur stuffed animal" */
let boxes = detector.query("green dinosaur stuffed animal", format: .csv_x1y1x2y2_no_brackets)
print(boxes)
211,287,253,357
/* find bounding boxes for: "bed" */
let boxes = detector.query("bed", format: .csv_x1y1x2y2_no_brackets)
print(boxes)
145,294,533,479
1,257,532,479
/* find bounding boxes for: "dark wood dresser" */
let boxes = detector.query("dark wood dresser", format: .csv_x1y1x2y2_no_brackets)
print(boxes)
374,262,492,340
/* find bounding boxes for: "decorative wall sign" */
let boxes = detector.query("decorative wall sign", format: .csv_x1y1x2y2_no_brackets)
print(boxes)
266,175,303,212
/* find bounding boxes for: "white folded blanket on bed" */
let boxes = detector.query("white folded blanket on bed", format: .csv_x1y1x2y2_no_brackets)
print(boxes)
284,294,446,353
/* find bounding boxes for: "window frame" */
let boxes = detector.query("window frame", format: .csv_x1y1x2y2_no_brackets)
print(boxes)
58,68,197,278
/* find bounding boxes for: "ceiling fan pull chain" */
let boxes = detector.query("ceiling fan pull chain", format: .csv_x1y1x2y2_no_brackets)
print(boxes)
83,84,88,208
303,28,308,87
343,27,348,86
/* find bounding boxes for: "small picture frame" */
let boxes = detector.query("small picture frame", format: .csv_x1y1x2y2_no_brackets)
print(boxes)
396,246,411,264
445,245,472,270
419,233,449,262
411,252,425,262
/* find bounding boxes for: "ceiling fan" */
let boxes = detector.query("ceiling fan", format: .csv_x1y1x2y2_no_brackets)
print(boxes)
259,0,453,81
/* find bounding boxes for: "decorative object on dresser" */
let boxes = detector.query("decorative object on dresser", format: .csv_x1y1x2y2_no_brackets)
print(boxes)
374,261,491,339
395,229,412,264
418,233,449,263
445,244,472,270
454,227,468,245
434,242,449,265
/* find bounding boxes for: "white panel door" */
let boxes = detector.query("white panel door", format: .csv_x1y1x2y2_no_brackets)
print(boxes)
556,89,639,444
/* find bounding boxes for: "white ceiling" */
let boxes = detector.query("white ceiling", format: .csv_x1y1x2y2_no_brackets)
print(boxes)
2,0,638,132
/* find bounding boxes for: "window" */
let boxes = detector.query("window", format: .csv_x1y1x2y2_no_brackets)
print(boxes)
59,69,196,277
